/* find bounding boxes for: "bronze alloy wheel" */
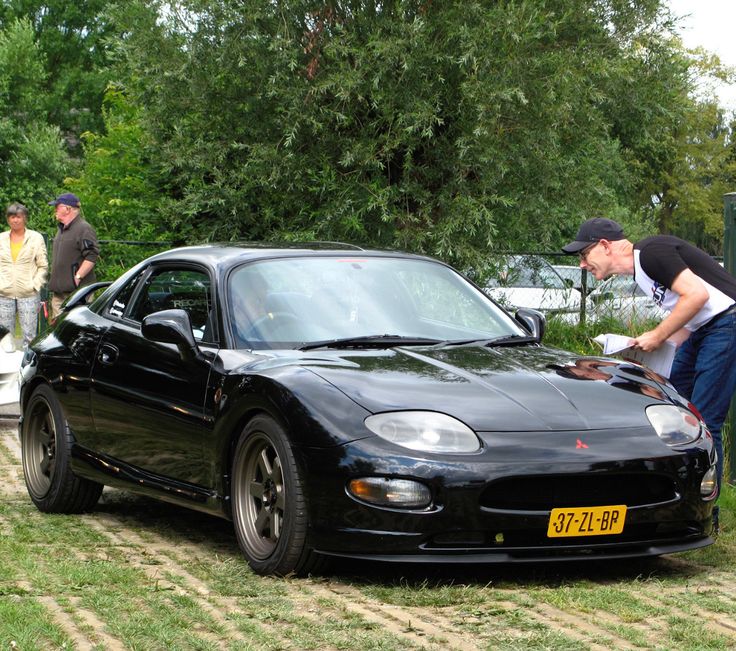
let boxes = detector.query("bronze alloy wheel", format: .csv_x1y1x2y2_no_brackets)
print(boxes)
20,384,102,513
22,390,57,500
231,415,318,575
236,431,285,559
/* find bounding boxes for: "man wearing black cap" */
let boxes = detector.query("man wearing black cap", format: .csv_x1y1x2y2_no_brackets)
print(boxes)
47,193,99,318
563,217,736,501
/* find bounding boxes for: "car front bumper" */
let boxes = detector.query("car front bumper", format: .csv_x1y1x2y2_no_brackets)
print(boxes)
301,429,716,563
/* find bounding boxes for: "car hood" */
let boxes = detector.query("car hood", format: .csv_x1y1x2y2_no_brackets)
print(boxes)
292,345,670,432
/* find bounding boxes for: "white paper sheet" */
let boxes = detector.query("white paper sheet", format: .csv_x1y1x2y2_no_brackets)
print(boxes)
593,333,676,378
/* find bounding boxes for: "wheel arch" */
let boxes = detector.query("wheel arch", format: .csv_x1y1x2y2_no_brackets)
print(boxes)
221,401,295,514
20,375,53,418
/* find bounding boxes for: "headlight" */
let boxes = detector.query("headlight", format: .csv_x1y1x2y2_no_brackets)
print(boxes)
646,405,702,446
21,347,36,368
19,348,37,382
364,411,481,453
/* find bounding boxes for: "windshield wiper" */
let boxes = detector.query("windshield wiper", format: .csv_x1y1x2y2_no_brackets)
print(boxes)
485,334,538,346
299,334,442,351
438,334,538,347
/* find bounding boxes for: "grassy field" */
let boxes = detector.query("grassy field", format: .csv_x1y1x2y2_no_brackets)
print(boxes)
2,308,735,651
2,419,736,651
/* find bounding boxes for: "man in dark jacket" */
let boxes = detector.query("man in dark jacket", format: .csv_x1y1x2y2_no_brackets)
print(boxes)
47,193,99,318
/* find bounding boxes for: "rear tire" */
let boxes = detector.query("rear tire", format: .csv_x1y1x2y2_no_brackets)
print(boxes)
231,414,325,576
21,384,103,513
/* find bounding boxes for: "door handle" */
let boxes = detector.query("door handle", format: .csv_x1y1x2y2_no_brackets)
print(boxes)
97,343,119,365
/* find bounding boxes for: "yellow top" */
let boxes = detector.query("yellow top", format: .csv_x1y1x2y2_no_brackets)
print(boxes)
10,239,22,262
0,229,48,298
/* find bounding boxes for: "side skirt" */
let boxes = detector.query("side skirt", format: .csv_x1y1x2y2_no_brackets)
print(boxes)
70,444,230,519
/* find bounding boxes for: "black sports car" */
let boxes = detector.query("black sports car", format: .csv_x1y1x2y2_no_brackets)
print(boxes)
19,245,718,575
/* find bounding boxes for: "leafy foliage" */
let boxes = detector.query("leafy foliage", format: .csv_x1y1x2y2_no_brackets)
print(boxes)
65,87,172,279
99,3,620,266
2,0,735,279
654,101,736,253
601,30,736,254
106,0,734,271
0,0,116,150
0,18,68,227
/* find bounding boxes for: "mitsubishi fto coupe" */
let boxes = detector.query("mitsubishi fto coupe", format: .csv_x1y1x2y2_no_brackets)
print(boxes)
19,244,718,575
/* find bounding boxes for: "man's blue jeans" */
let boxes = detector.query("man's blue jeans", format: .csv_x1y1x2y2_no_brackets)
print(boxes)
670,308,736,492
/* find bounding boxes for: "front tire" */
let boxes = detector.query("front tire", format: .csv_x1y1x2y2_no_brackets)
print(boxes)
231,414,323,576
21,384,103,513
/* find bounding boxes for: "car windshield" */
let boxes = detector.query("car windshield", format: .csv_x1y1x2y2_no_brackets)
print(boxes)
228,256,524,349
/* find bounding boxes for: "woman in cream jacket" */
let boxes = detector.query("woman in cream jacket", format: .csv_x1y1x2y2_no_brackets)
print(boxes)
0,203,48,346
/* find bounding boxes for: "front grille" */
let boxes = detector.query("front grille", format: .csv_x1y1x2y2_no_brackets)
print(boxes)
480,473,677,511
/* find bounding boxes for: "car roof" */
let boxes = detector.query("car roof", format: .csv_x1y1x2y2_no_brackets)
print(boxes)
143,242,437,273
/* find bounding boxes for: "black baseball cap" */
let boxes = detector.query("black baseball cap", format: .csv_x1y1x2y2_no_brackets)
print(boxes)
48,192,80,208
562,218,625,253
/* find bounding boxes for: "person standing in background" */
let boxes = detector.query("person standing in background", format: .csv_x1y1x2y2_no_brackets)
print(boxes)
0,203,48,347
47,193,99,319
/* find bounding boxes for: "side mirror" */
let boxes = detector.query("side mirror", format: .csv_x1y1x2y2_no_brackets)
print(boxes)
142,308,202,361
515,308,546,343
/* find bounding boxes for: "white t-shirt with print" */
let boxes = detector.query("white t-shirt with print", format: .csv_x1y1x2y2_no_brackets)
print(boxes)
633,236,736,331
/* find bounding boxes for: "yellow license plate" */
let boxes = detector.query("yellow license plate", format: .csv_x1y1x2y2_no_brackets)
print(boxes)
547,505,627,538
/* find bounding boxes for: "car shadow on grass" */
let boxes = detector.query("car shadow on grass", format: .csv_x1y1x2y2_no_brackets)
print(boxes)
327,554,706,589
95,487,242,555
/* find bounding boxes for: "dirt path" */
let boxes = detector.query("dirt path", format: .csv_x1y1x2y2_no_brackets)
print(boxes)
2,421,735,650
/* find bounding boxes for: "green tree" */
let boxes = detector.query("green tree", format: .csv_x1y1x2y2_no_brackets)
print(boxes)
0,0,116,151
600,29,736,253
65,86,171,279
0,18,68,225
652,100,736,254
109,0,722,269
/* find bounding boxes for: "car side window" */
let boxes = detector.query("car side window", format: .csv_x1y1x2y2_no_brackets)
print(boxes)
107,270,146,319
128,268,215,343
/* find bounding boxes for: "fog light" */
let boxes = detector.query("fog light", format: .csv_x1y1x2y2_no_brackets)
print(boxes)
700,465,718,499
348,477,431,509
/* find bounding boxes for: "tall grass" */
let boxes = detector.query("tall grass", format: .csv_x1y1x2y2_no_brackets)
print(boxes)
542,314,657,355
